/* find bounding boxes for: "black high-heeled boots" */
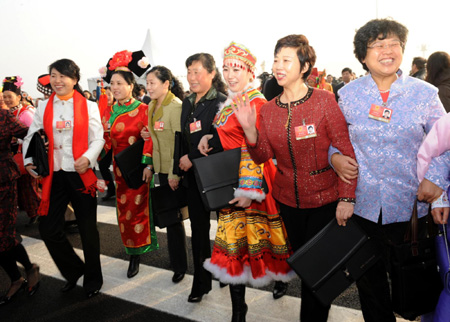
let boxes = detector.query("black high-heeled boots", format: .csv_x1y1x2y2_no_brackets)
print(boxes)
229,284,247,322
127,255,140,278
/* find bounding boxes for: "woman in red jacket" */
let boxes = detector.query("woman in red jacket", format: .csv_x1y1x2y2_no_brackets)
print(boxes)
233,34,357,322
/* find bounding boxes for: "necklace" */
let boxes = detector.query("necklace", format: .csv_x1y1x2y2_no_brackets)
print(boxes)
379,89,390,94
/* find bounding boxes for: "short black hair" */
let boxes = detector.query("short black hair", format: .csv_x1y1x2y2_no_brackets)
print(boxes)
274,34,316,80
342,67,352,74
354,19,408,71
49,58,84,95
412,57,427,70
138,84,147,93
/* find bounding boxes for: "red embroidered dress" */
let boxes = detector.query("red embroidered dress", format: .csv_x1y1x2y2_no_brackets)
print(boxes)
203,88,295,286
109,100,158,255
11,104,40,217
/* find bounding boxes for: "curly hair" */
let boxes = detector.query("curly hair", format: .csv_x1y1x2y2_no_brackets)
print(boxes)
274,34,316,80
354,19,408,71
425,51,450,86
185,53,227,95
146,66,185,100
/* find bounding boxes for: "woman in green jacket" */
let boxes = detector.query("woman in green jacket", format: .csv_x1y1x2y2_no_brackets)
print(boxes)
142,66,188,283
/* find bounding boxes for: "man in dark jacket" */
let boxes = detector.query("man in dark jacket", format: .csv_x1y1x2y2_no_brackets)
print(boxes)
410,57,427,80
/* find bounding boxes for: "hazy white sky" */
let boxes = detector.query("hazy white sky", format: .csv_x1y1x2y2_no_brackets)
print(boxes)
1,0,449,98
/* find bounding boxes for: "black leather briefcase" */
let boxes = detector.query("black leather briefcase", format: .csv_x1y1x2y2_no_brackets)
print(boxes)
25,131,49,177
151,184,189,228
287,217,381,306
192,148,241,211
114,139,146,189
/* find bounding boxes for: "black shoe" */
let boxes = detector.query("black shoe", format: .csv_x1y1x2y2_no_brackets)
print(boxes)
219,282,228,288
172,272,185,283
232,303,248,322
127,255,140,278
26,264,40,296
101,190,115,201
0,279,27,306
61,280,78,293
187,294,203,303
273,281,288,299
86,289,100,299
26,216,40,227
61,274,83,293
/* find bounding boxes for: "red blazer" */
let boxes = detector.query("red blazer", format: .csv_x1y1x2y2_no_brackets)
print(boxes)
248,88,356,209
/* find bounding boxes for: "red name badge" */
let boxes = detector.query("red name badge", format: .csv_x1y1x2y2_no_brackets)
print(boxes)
154,121,164,131
294,124,317,140
189,120,202,133
56,120,72,130
369,104,392,123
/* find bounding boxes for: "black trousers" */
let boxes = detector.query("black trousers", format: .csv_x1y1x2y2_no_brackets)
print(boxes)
0,244,32,282
39,171,103,293
185,170,212,296
98,150,115,192
279,201,337,322
352,213,428,322
158,173,188,273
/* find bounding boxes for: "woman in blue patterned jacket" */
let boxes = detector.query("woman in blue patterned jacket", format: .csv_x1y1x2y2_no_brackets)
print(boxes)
330,18,450,322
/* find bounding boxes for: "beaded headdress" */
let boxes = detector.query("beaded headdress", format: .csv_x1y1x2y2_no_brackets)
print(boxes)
223,42,257,77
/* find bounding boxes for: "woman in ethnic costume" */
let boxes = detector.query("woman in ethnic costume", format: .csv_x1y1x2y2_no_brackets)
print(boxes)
140,66,188,284
198,43,295,322
101,50,157,278
2,77,40,225
98,86,116,201
23,59,104,298
0,108,40,305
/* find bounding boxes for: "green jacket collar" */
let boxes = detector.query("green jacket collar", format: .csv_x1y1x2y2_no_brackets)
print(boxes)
188,87,218,107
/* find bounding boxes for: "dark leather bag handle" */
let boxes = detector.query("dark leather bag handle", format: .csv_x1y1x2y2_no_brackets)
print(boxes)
405,199,436,256
410,200,419,256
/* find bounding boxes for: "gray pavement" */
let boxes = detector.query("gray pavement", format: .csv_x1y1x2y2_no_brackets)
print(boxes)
0,192,413,321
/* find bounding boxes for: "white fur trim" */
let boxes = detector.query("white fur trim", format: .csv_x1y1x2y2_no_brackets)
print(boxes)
234,188,266,203
203,259,297,287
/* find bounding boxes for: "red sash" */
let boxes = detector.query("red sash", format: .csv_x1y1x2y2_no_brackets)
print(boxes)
39,91,97,216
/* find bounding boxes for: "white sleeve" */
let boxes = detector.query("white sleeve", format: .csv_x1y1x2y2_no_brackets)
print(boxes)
82,100,105,167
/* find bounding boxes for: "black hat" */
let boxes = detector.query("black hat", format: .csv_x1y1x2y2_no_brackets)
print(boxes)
37,74,53,96
100,50,151,84
2,76,23,95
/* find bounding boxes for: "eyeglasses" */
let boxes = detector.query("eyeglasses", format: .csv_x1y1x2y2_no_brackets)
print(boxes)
367,40,403,51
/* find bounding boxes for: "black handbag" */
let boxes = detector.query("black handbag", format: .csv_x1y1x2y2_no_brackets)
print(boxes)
151,184,188,228
25,131,49,177
113,139,146,189
192,148,241,211
390,200,442,320
172,131,184,176
287,217,381,306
